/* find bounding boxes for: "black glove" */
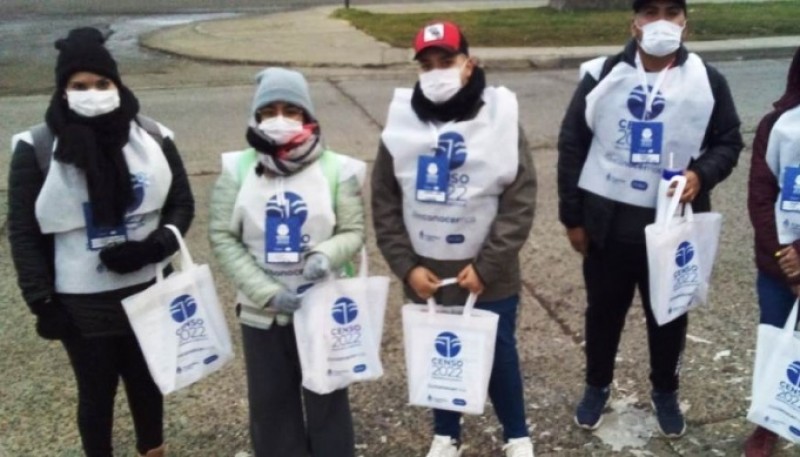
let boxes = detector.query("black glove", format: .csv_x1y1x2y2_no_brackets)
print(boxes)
29,297,76,340
99,228,173,274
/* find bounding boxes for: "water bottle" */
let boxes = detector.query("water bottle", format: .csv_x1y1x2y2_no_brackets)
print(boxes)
655,153,683,226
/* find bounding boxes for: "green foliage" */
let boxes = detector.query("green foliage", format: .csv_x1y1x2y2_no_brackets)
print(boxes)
332,1,800,47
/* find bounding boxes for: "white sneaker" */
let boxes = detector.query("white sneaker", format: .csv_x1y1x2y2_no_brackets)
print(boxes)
425,435,462,457
502,437,534,457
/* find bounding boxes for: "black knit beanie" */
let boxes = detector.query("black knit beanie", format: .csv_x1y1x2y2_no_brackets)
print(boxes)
54,27,121,90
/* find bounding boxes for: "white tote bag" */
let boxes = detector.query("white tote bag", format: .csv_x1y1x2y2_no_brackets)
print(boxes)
293,249,390,395
122,225,234,395
645,175,723,326
402,281,499,415
747,300,800,443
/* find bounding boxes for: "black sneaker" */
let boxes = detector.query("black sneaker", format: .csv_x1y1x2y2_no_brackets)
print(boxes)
574,385,610,430
651,390,686,438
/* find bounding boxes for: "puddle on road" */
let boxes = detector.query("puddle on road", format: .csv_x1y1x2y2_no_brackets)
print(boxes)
593,395,659,452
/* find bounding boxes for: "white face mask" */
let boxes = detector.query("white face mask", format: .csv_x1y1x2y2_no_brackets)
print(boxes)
66,89,121,117
637,19,684,57
419,64,465,104
258,115,304,145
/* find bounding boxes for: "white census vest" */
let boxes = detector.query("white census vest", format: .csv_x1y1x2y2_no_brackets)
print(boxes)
24,121,174,293
578,53,714,208
381,86,519,260
766,106,800,243
222,150,365,308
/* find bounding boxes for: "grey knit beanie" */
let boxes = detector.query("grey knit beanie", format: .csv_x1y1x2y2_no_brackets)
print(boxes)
251,67,315,119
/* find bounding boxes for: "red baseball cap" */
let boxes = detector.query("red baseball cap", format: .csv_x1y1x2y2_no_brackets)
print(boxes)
413,21,469,60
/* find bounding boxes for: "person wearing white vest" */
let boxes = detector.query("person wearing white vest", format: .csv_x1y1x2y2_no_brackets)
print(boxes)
208,67,366,457
557,0,742,438
372,22,537,457
745,47,800,457
7,28,194,457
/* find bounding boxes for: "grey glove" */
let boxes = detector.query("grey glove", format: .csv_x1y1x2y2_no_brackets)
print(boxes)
269,289,302,313
302,252,331,281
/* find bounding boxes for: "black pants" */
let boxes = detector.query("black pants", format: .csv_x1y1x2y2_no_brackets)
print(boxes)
583,239,687,392
62,334,163,457
241,324,355,457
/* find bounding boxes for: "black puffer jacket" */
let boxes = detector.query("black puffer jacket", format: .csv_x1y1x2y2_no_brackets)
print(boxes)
557,40,743,246
7,126,194,336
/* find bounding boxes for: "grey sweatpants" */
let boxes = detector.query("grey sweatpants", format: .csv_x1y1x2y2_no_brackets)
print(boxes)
241,323,355,457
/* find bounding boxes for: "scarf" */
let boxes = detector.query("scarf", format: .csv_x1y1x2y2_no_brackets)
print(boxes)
411,66,487,123
246,122,324,176
45,85,139,227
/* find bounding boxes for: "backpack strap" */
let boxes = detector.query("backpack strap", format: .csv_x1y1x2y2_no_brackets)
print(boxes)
598,51,625,82
236,149,259,184
135,114,164,148
30,123,55,176
318,150,340,212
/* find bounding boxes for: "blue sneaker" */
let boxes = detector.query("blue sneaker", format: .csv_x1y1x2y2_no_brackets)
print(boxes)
651,390,686,438
574,385,610,430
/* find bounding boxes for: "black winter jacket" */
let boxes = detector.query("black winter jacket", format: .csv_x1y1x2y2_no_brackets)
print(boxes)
7,127,194,336
557,40,743,246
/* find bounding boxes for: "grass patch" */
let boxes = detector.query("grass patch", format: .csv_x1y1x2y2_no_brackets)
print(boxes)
332,1,800,48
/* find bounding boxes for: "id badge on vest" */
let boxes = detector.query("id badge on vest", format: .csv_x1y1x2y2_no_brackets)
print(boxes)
265,215,302,263
82,202,128,251
630,121,664,164
781,167,800,212
415,155,450,203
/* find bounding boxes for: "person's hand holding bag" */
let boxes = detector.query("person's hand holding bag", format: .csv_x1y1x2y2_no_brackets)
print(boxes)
269,289,302,313
99,226,176,274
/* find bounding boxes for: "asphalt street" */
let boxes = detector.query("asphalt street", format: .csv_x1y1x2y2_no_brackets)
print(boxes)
0,11,796,456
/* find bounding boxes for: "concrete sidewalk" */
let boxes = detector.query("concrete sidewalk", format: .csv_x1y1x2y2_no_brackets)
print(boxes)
140,0,800,70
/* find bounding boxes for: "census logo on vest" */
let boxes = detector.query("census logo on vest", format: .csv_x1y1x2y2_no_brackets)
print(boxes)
628,85,666,121
776,361,800,413
330,297,362,350
128,173,150,212
431,331,464,383
266,192,308,224
123,172,152,231
436,132,468,170
265,192,310,263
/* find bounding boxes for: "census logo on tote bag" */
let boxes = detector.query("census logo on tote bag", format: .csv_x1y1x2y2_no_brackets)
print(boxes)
122,225,233,394
294,249,389,395
748,300,800,443
403,284,499,415
645,175,721,326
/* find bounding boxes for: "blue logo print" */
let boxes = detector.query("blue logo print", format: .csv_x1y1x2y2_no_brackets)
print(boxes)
332,297,358,325
675,241,695,268
266,192,308,225
790,426,800,437
128,173,149,212
435,332,462,358
170,294,197,323
435,132,468,171
787,361,800,387
627,85,665,120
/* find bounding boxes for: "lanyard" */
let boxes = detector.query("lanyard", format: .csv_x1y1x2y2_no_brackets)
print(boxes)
635,52,672,121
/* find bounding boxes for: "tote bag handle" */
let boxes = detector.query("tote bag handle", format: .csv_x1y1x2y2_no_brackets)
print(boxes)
426,277,479,318
155,225,194,282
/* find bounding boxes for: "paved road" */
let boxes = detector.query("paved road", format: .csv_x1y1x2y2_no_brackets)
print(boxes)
0,55,795,455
